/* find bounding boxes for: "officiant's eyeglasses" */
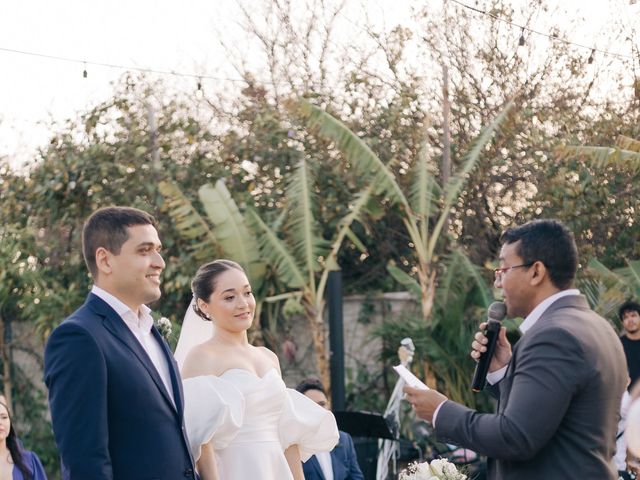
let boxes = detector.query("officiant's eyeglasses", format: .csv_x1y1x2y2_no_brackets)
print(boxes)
493,263,534,278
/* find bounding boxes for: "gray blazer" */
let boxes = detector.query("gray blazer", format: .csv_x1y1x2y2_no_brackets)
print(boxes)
435,295,627,480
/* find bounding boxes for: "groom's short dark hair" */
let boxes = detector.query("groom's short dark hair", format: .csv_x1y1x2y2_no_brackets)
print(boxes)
82,206,156,278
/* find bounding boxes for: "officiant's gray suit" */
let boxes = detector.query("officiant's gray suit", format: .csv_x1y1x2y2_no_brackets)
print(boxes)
435,295,627,480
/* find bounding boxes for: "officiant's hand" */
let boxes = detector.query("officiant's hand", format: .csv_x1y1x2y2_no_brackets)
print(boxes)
470,322,512,372
403,386,447,423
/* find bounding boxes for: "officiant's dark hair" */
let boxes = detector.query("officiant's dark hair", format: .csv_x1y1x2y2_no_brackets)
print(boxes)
500,219,577,290
82,206,156,278
192,259,245,320
0,402,31,479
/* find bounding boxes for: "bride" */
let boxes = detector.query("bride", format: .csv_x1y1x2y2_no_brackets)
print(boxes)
174,259,338,480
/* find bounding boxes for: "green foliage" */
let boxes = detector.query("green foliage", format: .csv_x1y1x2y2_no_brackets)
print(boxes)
374,250,495,410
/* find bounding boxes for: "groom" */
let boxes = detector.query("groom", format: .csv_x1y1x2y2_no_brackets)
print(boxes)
44,207,196,479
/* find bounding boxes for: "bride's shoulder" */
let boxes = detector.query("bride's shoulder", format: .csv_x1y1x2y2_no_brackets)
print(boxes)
181,342,220,378
255,345,281,372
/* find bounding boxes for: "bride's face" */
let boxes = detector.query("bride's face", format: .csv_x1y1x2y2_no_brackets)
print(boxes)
199,268,255,332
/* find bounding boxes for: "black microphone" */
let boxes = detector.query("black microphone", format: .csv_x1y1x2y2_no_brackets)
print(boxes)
471,301,507,392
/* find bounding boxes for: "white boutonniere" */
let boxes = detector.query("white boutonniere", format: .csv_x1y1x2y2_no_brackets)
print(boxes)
399,458,467,480
156,316,173,341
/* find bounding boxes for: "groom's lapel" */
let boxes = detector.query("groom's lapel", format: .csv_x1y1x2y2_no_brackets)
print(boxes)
89,294,178,413
151,325,185,417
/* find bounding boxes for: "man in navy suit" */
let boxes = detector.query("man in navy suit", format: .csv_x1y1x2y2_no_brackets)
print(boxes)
44,206,196,480
297,378,364,480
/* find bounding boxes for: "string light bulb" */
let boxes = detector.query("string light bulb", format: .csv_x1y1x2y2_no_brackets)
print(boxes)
83,62,87,78
518,29,525,47
588,49,595,64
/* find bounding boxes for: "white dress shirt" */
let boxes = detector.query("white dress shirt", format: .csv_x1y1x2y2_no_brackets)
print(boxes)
433,289,581,425
92,285,175,406
315,450,334,480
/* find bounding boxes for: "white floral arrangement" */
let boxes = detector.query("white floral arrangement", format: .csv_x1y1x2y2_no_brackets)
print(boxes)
399,458,467,480
156,316,173,340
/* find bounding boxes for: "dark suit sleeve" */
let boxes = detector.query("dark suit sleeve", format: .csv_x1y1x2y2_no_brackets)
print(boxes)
44,322,112,479
435,327,584,461
342,433,364,480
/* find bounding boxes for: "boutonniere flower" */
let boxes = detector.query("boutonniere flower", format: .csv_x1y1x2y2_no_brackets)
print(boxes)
156,316,173,340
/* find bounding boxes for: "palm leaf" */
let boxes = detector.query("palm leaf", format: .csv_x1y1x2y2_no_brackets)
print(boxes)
584,257,640,318
408,141,440,253
246,208,306,289
436,249,492,325
158,181,221,260
558,146,640,172
428,101,514,256
615,135,640,152
290,98,411,211
198,180,266,288
317,183,374,298
615,260,640,298
286,159,329,289
386,260,422,298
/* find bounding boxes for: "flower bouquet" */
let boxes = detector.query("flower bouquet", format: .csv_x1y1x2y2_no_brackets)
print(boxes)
399,458,467,480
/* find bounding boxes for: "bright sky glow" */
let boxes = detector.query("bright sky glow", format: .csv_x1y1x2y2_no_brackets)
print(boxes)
0,0,638,166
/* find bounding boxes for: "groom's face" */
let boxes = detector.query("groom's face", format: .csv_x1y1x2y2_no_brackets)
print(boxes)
101,224,165,311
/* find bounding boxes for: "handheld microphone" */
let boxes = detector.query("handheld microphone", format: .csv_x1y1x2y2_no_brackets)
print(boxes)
471,301,507,392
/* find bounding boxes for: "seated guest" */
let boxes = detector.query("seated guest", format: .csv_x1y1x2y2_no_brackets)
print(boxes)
296,377,364,480
0,401,47,479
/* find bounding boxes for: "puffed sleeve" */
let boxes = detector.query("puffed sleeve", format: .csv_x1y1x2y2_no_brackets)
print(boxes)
279,388,339,461
182,375,245,461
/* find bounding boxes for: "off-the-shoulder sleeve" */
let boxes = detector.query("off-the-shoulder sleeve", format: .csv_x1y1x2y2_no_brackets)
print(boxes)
182,375,245,460
279,388,339,461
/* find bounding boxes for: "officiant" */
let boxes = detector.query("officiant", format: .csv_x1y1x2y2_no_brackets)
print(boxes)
403,219,627,480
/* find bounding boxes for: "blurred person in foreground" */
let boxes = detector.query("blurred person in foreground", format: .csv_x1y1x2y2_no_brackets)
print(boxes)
0,401,47,479
626,382,640,478
296,377,364,480
404,219,627,480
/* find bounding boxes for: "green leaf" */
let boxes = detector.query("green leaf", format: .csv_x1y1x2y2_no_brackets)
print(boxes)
428,101,514,256
158,180,221,260
198,180,266,288
246,208,306,289
386,260,421,298
290,98,411,211
286,159,330,288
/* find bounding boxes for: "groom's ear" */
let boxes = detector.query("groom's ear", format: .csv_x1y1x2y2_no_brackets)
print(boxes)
95,247,113,277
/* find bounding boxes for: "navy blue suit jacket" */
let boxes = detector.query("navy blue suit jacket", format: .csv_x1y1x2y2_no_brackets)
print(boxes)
303,431,364,480
44,293,196,480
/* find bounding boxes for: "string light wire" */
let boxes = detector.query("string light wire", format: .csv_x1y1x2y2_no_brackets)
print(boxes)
0,46,251,84
449,0,633,60
0,1,635,87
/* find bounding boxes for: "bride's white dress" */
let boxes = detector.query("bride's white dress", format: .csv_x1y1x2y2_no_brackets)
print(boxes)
182,368,339,479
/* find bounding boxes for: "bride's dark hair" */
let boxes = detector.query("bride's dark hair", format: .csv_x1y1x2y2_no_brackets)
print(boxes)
191,259,245,321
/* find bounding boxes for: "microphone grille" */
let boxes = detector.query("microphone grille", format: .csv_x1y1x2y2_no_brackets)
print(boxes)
488,301,507,320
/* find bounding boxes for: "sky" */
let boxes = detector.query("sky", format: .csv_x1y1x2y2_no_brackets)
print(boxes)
1,0,638,167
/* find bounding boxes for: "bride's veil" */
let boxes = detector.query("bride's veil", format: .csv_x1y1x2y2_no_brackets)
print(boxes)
174,298,215,370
